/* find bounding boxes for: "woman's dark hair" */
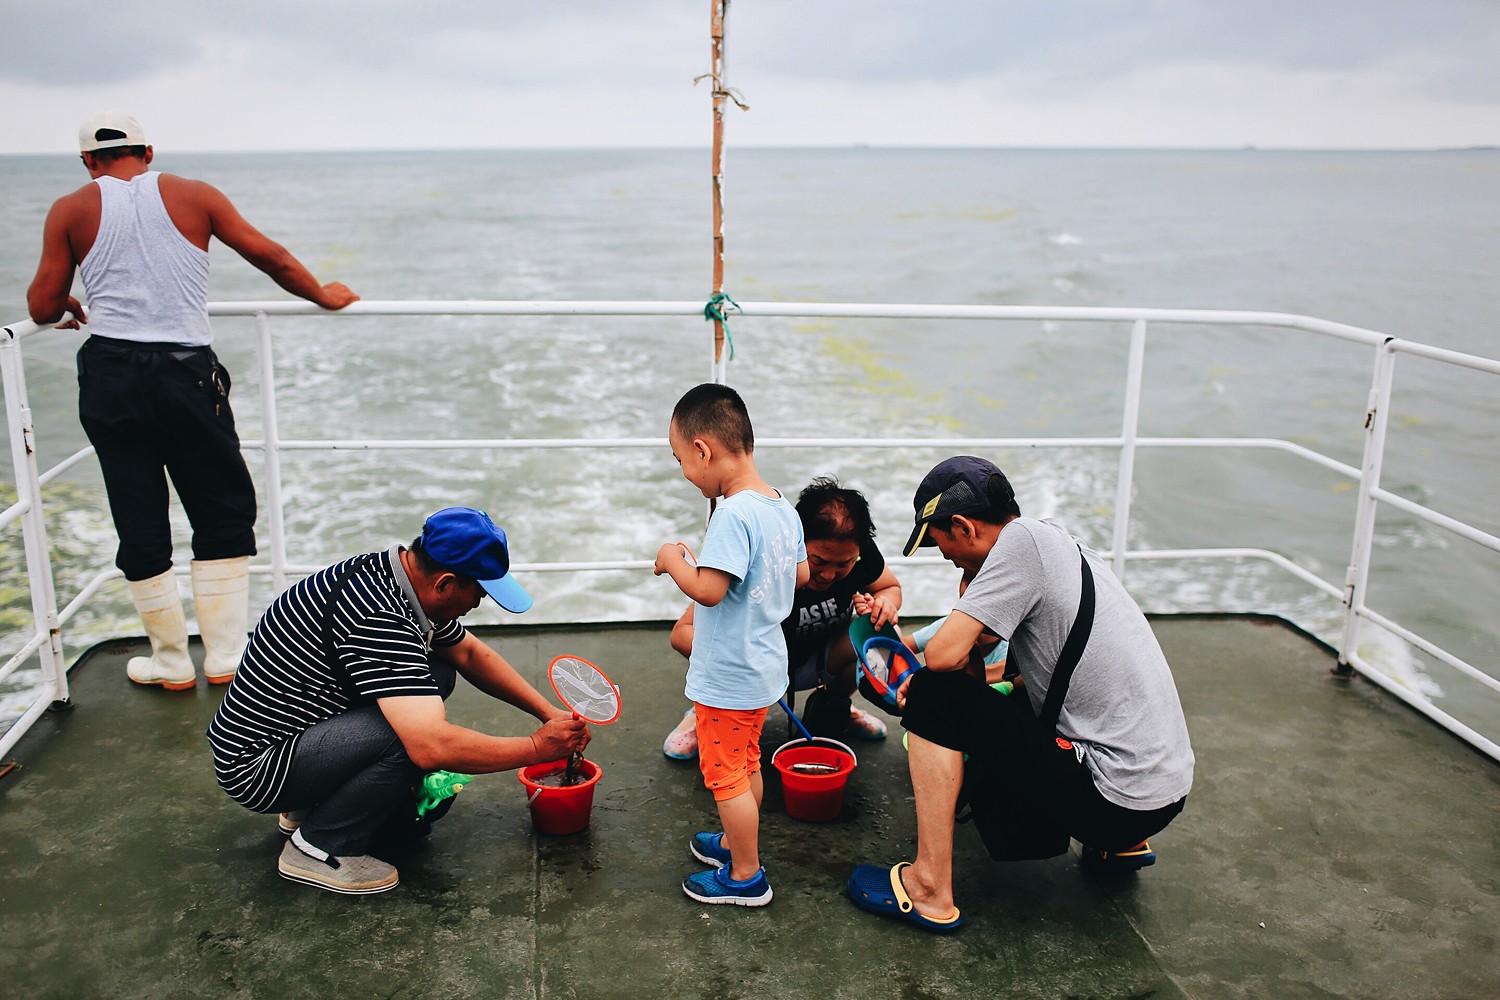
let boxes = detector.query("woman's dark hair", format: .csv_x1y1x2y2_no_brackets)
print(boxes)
796,476,875,544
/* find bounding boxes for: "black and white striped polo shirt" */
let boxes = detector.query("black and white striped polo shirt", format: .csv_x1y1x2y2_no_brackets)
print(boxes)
206,550,464,812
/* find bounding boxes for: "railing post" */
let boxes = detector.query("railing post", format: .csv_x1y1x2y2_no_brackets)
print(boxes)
1111,318,1148,581
255,312,288,594
1338,339,1397,676
0,325,69,707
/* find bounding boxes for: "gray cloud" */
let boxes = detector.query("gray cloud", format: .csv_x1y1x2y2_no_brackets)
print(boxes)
3,1,694,86
732,1,1500,100
6,1,1496,103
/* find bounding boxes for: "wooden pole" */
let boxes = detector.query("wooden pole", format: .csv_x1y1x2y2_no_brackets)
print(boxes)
710,0,728,376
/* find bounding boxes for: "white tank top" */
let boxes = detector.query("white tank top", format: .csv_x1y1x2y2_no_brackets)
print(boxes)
79,171,212,346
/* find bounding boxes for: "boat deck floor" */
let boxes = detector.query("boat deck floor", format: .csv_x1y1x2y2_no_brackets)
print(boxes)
2,616,1497,999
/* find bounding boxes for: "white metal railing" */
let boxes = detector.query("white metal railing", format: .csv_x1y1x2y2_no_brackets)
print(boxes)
4,301,1500,761
1,315,69,751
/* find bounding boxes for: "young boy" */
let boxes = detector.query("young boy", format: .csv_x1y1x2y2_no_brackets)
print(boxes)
654,383,808,906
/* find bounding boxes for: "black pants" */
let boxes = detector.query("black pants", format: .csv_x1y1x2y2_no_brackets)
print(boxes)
274,660,459,856
903,669,1185,853
77,336,257,581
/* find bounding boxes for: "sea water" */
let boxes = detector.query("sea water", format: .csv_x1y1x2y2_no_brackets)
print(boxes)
2,147,1497,736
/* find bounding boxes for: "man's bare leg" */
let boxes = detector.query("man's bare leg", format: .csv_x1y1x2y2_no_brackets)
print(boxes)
903,732,964,917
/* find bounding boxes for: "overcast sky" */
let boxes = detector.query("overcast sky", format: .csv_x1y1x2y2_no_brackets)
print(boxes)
5,1,1498,154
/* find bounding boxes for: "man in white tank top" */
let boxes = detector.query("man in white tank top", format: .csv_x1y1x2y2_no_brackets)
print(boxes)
27,111,359,693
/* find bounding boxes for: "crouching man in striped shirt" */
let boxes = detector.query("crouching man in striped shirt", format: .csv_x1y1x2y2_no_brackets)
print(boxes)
207,507,589,894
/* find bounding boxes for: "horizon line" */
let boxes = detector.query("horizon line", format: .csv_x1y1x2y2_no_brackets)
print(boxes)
3,142,1497,158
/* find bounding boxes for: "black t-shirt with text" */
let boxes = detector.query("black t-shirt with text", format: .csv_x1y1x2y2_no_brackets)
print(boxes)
781,535,886,667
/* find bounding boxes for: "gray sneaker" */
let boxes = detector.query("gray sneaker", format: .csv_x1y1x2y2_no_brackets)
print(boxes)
277,839,399,895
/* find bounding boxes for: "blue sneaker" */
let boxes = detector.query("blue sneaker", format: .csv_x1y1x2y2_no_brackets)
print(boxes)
691,832,732,866
682,865,773,906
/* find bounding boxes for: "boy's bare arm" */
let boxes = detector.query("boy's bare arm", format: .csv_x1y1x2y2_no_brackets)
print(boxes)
654,543,733,606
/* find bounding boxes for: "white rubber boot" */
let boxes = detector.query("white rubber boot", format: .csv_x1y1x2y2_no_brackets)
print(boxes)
192,556,249,684
125,570,196,690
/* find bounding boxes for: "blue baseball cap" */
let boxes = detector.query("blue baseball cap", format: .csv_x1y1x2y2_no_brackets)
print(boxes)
420,507,533,613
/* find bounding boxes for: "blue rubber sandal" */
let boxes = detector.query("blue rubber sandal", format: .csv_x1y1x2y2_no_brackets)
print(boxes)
847,862,964,934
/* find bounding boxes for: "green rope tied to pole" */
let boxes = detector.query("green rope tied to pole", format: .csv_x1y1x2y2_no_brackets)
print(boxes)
703,291,740,362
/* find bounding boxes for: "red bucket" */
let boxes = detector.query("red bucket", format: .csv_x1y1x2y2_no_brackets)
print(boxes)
771,739,857,822
518,758,602,835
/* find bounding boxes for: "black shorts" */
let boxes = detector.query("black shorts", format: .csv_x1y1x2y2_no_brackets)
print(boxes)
902,669,1185,852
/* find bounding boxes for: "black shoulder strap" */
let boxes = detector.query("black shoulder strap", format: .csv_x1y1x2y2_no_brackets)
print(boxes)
1037,548,1095,731
321,553,380,701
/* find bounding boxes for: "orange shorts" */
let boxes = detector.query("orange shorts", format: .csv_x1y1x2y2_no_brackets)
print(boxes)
694,703,768,801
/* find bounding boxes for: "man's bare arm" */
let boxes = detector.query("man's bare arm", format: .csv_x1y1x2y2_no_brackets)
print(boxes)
27,197,88,327
438,632,569,722
168,176,359,310
923,610,989,673
378,695,587,774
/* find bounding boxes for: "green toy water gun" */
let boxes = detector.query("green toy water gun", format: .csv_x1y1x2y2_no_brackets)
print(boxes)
416,770,473,818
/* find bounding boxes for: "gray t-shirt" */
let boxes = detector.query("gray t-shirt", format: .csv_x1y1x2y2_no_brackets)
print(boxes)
956,517,1194,810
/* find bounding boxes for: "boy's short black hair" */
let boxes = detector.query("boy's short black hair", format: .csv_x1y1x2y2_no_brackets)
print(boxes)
671,383,754,454
797,477,876,544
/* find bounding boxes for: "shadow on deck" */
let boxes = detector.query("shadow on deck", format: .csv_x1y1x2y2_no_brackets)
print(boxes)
1,616,1497,999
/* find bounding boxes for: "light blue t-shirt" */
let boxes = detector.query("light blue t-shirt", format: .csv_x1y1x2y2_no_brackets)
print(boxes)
686,489,805,710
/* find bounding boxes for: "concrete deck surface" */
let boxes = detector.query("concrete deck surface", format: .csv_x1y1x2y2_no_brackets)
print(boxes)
1,616,1497,999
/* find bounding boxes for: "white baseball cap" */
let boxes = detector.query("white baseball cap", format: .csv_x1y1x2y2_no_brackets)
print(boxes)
78,111,147,152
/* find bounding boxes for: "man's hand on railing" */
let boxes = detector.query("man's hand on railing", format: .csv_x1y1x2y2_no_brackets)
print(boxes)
39,296,87,331
315,283,360,310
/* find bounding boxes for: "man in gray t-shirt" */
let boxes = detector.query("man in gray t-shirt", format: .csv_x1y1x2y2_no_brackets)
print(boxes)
847,456,1193,934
